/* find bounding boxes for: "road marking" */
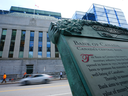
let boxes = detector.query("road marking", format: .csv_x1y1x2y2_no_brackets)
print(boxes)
46,92,72,96
0,84,69,93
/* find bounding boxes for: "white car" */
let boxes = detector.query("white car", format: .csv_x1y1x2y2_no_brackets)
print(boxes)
19,74,53,85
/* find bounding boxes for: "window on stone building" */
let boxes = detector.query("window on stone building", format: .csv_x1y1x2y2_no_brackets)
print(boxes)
8,29,16,58
38,31,43,58
0,29,7,58
26,65,33,74
29,31,34,58
19,30,26,58
47,33,51,58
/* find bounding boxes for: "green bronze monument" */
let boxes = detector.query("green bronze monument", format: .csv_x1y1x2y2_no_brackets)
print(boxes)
48,19,128,96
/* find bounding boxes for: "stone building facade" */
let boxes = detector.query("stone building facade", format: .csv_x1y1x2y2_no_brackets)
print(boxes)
0,13,64,78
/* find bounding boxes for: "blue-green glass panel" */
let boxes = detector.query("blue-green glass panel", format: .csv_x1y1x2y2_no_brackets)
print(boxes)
47,52,50,58
30,32,34,37
97,16,107,21
28,52,33,58
8,30,17,58
38,42,42,47
38,52,42,58
95,7,104,12
116,11,124,16
2,29,7,35
29,41,34,47
47,33,50,42
47,42,51,47
12,30,16,36
96,12,106,17
19,51,23,58
109,18,118,23
118,16,126,20
106,9,115,14
38,32,43,58
0,51,2,58
107,14,117,18
119,20,127,24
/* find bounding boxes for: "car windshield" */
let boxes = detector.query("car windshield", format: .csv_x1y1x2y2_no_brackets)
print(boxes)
33,75,43,77
27,75,32,78
26,74,43,78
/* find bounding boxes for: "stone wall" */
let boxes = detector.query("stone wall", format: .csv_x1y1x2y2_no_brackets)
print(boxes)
0,59,65,79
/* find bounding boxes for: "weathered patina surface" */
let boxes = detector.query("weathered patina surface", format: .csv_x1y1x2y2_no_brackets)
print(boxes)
48,19,128,96
48,19,128,44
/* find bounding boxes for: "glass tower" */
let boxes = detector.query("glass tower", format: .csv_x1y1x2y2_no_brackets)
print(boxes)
73,4,128,29
72,11,86,20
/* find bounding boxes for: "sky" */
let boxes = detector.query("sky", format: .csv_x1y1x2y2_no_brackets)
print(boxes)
0,0,128,22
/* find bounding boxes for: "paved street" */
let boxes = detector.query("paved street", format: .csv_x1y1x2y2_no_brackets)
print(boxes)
0,80,72,96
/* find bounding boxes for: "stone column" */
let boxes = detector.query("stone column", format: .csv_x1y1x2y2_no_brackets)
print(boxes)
0,28,2,40
43,31,47,58
51,42,55,58
33,31,38,58
2,29,12,58
23,30,30,58
13,29,21,58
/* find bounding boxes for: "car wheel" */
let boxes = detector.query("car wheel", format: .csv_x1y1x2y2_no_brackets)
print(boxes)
22,81,29,85
44,79,50,84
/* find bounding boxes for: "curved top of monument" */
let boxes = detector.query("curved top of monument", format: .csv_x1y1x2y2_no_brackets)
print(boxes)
48,19,128,44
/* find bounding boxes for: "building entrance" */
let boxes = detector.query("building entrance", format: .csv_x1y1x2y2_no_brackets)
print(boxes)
26,65,33,74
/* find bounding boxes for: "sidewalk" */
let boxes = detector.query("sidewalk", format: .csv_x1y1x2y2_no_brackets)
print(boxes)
0,78,67,85
0,78,19,85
